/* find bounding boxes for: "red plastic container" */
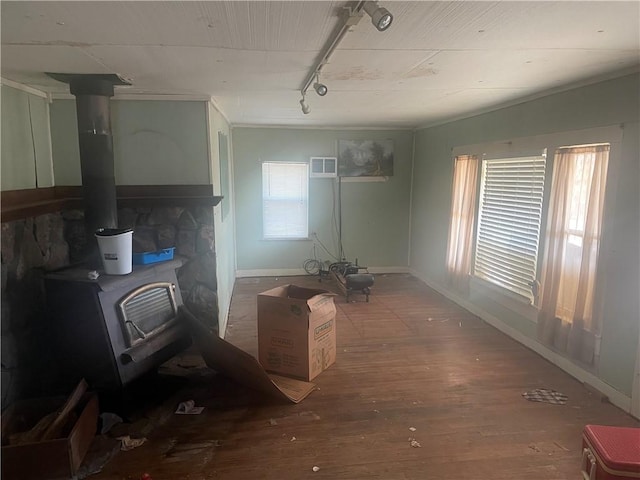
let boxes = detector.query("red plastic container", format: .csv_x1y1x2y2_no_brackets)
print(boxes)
581,425,640,479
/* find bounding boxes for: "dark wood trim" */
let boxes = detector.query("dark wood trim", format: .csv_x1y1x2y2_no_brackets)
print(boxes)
1,187,58,204
116,184,215,198
54,186,82,198
117,196,222,209
1,185,223,222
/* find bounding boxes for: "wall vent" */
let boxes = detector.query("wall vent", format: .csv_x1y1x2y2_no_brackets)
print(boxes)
309,157,337,178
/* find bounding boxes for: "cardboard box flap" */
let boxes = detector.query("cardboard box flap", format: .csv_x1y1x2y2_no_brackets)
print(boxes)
260,285,336,312
181,307,316,403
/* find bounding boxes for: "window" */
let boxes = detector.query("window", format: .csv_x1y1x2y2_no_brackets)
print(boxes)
447,127,619,363
446,155,479,291
537,144,610,364
473,154,547,302
565,148,599,248
262,162,309,239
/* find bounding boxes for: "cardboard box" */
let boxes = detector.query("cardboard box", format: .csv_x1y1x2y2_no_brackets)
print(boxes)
182,306,316,403
1,392,98,480
258,285,336,381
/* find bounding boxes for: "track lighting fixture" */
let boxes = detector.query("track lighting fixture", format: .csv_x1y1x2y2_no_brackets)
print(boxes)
299,95,310,114
296,1,394,113
363,1,393,31
313,75,328,96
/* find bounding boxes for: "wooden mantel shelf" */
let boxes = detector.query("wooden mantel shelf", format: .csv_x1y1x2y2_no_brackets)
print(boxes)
1,185,223,223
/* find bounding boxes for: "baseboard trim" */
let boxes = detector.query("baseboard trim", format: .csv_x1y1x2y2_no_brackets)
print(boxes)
409,269,633,415
366,266,410,274
236,268,307,278
236,266,409,278
218,309,229,339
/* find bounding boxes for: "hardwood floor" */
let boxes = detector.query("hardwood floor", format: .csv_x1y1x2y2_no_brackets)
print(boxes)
91,274,638,480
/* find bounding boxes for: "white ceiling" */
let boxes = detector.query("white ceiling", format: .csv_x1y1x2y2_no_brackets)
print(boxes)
1,1,639,128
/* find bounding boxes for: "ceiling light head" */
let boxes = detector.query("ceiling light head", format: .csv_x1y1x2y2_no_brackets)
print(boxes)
313,81,328,96
299,96,310,114
363,1,393,31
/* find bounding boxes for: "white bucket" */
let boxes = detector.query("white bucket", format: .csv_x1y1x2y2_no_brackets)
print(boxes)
95,228,133,275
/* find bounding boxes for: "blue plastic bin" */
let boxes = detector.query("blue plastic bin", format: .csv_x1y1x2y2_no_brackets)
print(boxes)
132,247,175,265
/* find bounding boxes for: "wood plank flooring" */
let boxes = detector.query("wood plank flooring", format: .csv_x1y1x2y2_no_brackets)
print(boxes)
91,274,639,480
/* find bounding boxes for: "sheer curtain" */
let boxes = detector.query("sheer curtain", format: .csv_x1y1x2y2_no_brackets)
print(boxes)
538,145,610,365
446,155,479,292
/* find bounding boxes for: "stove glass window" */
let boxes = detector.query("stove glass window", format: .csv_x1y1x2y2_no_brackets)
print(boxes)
119,282,178,346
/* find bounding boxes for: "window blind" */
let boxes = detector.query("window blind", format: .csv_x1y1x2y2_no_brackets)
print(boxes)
262,162,309,239
473,155,546,301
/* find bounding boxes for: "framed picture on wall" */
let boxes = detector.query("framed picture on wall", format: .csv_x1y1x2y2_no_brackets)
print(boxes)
337,139,394,177
218,132,230,221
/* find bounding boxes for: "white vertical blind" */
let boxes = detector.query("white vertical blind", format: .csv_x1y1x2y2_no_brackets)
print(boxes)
262,162,309,239
474,155,546,301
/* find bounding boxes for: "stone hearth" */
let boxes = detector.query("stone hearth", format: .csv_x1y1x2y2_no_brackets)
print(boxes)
1,205,218,408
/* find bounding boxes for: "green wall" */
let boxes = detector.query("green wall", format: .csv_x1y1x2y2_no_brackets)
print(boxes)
1,84,53,190
48,96,236,335
207,103,236,336
6,75,636,401
50,99,209,185
232,127,413,272
410,73,640,397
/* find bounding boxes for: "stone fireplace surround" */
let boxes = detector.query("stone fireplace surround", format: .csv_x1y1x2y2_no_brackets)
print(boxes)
1,204,219,408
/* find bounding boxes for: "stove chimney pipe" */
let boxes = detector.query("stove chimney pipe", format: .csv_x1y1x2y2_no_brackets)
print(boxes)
70,76,118,233
47,73,130,264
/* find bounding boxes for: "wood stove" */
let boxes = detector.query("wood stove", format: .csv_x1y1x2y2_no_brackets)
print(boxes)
40,74,193,392
44,259,191,391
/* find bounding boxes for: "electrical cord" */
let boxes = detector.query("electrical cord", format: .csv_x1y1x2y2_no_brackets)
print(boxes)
303,258,323,275
332,179,339,254
304,175,347,276
303,242,327,275
312,232,339,261
332,177,346,260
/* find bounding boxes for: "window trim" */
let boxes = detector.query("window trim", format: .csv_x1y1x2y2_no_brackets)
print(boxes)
469,276,540,322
